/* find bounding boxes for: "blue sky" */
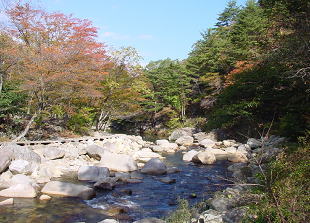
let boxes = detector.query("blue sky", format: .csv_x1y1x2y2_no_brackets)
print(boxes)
42,0,247,65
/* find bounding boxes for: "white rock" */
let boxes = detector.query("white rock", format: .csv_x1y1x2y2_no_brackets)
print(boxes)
199,139,216,148
78,166,110,181
228,152,248,163
141,158,167,175
0,184,37,198
39,194,51,201
194,152,216,165
9,160,37,175
175,136,194,146
41,181,95,200
182,150,199,162
99,151,138,172
0,198,14,206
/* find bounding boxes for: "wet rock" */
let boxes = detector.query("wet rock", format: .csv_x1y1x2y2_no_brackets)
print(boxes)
141,158,167,175
159,177,176,184
133,218,166,223
199,139,216,148
183,150,199,162
78,166,110,181
41,181,95,200
166,167,181,174
124,179,142,184
98,219,119,223
0,184,37,198
194,151,216,165
130,172,144,179
105,206,128,216
39,194,51,201
0,198,14,206
43,148,65,160
114,172,130,180
94,177,119,190
176,136,194,146
99,151,138,172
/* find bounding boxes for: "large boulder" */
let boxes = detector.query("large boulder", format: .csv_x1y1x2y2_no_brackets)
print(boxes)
0,198,14,206
141,158,167,175
0,171,13,188
151,143,178,153
133,149,162,162
43,148,65,160
10,174,37,188
208,149,229,160
0,155,10,174
199,139,216,148
247,138,262,149
2,144,41,175
9,160,37,175
168,128,194,141
99,151,138,172
228,152,248,163
94,177,119,190
0,183,37,198
193,130,218,142
194,151,216,165
78,166,110,181
175,136,194,146
182,150,199,162
41,181,95,200
86,144,104,160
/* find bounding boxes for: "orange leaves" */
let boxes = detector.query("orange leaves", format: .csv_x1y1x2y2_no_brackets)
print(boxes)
224,61,256,87
2,2,110,111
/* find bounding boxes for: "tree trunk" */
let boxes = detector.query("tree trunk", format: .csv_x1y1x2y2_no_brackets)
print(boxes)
13,113,37,142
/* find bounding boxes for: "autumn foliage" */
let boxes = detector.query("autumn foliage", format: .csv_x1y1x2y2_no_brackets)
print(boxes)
3,2,110,112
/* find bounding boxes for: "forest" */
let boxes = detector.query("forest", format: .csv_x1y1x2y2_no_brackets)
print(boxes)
0,0,309,141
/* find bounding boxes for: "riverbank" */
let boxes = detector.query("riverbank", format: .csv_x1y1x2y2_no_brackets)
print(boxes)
0,128,288,222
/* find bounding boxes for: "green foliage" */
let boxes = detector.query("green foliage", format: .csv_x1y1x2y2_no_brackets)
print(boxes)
67,107,95,135
143,59,192,126
0,82,26,118
166,199,192,223
247,144,310,223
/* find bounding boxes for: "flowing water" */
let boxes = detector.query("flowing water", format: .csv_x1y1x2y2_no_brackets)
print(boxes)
0,152,231,223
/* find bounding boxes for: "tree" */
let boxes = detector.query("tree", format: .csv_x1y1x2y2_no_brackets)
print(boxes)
216,0,240,27
3,2,109,113
94,47,143,131
144,59,192,124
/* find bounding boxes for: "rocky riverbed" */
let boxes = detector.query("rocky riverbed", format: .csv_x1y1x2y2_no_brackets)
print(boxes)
0,128,285,222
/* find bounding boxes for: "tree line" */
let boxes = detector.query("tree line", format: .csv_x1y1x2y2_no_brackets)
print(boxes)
0,0,309,140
